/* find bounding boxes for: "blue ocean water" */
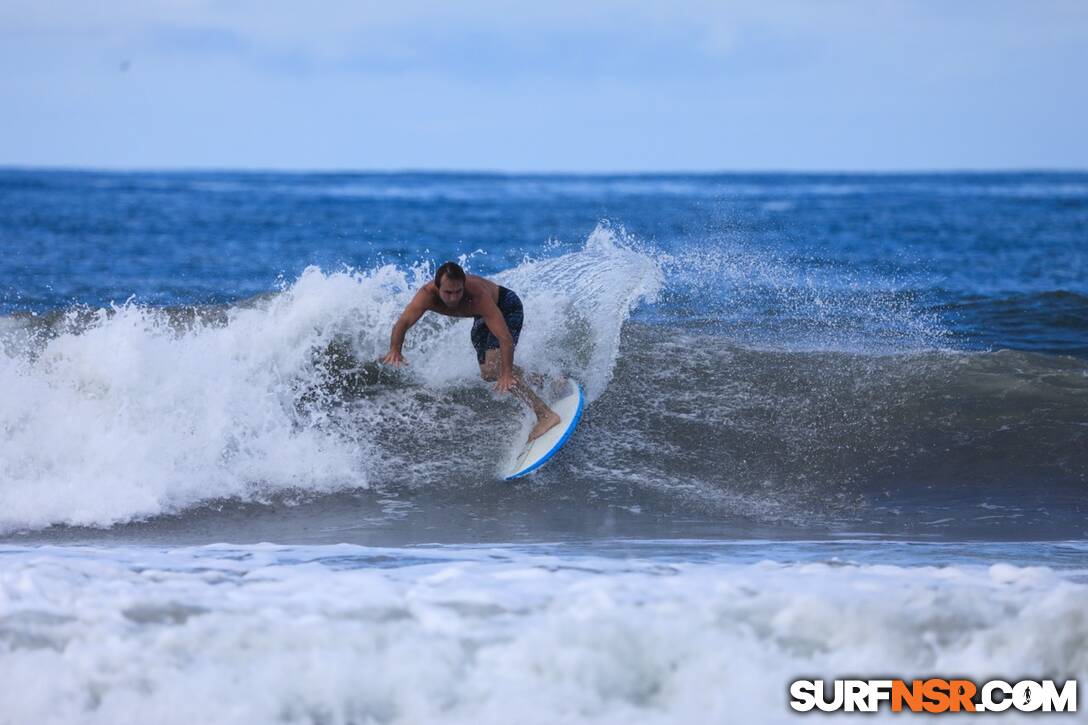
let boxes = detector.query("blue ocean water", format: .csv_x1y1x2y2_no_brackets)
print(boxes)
0,169,1085,723
4,170,1086,353
2,169,1084,536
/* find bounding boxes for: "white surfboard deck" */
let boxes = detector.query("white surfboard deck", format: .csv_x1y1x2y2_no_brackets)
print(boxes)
504,380,584,481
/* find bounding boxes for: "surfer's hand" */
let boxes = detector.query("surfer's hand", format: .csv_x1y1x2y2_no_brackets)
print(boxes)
381,349,407,366
495,372,516,393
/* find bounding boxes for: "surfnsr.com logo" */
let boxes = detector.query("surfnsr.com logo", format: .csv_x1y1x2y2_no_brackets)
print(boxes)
790,679,1077,713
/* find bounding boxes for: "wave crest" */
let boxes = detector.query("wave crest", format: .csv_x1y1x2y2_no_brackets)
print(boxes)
0,228,662,533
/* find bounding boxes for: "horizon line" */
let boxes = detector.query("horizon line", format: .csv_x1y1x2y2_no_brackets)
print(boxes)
3,164,1087,177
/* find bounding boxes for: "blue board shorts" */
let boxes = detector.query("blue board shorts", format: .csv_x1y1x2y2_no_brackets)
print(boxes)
470,286,523,364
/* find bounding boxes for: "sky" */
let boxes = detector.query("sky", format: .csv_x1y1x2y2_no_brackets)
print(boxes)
2,0,1086,172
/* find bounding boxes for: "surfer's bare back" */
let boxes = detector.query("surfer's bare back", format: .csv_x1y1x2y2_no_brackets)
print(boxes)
381,262,561,441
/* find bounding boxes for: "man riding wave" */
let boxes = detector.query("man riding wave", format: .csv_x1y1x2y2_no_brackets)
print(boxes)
381,262,561,441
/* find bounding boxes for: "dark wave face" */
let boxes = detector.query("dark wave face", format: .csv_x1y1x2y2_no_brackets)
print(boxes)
298,324,1088,539
0,170,1085,543
940,290,1088,356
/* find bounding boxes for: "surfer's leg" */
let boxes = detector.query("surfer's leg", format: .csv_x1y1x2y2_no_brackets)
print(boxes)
482,350,560,441
479,358,544,388
479,358,498,381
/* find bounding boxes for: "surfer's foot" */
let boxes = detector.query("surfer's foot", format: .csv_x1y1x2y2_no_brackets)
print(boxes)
528,410,561,441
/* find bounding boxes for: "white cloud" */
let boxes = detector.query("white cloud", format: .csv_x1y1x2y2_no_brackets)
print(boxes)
1,0,1085,169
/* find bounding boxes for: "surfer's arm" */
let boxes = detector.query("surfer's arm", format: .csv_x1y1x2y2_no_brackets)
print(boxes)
382,290,430,365
480,302,515,390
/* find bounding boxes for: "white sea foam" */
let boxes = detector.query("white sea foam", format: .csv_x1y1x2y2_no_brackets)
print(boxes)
0,229,660,533
0,544,1084,724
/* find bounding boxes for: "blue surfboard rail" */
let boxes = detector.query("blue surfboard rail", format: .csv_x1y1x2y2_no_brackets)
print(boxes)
504,382,585,481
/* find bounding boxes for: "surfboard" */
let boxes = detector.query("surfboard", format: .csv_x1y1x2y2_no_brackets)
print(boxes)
504,379,584,480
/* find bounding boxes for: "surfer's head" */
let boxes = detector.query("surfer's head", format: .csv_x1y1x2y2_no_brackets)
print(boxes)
434,261,466,307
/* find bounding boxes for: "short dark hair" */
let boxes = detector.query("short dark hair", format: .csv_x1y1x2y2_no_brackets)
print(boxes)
434,261,466,287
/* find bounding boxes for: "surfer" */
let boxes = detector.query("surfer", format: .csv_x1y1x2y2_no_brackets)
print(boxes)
381,262,561,441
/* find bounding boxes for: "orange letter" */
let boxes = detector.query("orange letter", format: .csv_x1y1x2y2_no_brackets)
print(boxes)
892,680,924,713
950,680,977,712
923,679,951,713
